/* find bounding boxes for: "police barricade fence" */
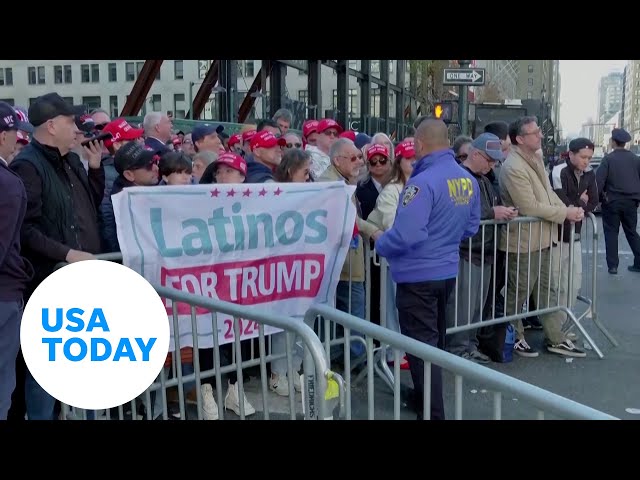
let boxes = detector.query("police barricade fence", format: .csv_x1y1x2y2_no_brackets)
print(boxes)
368,215,617,367
53,254,344,421
307,214,619,418
303,303,618,420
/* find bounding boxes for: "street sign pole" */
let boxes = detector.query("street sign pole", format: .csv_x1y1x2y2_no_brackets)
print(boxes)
458,60,470,136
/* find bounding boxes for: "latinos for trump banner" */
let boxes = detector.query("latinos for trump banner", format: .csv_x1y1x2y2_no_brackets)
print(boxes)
111,181,356,351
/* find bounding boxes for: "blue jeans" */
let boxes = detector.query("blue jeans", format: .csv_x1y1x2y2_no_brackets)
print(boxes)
0,300,22,420
335,281,366,357
25,370,56,420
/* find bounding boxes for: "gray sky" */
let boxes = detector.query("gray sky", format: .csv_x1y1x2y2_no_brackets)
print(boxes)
559,60,628,138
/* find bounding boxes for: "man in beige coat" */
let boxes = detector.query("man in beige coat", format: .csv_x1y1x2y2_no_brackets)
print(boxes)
319,138,373,360
499,116,586,358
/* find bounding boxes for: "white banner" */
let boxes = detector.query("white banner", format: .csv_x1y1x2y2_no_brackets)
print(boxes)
111,181,356,351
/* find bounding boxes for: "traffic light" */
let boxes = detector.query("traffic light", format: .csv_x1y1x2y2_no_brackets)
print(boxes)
433,102,453,123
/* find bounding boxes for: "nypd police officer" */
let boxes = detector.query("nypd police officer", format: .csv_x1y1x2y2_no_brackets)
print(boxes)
375,117,480,420
595,127,640,274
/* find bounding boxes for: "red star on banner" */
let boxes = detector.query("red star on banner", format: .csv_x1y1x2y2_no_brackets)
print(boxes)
210,189,220,197
227,189,236,197
258,188,267,196
243,188,252,197
274,187,283,196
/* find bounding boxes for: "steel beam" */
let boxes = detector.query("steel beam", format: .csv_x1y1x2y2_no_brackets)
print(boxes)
269,61,286,118
380,60,390,133
237,62,272,123
357,60,371,133
336,60,349,129
307,60,322,120
187,60,219,120
217,60,237,122
121,60,163,116
395,60,407,138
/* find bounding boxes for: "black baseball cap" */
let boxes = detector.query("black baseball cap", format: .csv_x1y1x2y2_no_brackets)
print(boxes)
28,93,86,127
114,141,157,175
568,137,595,153
0,101,32,132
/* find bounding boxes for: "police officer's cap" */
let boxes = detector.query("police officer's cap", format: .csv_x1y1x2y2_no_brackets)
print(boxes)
611,128,631,144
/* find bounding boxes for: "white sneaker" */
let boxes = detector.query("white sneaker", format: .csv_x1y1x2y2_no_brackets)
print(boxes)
200,384,219,420
269,373,290,396
224,381,256,416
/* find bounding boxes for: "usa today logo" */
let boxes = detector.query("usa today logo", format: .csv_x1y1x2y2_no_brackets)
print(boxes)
20,260,170,411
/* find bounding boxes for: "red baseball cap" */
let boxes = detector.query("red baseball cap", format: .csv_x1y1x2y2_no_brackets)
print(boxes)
228,133,242,148
340,130,357,142
102,118,144,148
215,152,247,176
316,118,343,134
367,143,389,160
250,130,286,150
303,120,319,138
242,129,257,143
395,140,415,159
16,130,29,145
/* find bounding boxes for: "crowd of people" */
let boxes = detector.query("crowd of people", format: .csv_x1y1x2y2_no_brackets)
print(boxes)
2,89,637,421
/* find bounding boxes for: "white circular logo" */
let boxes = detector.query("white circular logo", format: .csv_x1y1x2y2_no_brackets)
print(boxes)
20,260,170,411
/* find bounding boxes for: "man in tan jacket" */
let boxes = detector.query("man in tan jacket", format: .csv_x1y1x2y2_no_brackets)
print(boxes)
499,116,586,358
319,137,373,360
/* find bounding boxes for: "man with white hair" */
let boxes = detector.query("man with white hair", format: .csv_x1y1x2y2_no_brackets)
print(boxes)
143,112,172,155
307,119,342,180
319,138,376,363
272,108,292,134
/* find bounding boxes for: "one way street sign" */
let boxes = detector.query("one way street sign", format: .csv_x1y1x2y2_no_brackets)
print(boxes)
443,68,486,86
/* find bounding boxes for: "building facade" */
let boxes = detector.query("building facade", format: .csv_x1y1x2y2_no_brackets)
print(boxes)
597,71,623,125
622,60,640,144
0,60,409,124
514,60,560,136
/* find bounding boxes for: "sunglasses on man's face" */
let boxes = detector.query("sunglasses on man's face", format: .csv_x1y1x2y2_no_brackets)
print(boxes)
286,142,302,149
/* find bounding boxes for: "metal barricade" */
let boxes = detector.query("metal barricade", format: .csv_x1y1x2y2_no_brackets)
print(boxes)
54,255,344,421
304,304,618,420
572,213,618,346
364,216,616,367
350,214,620,406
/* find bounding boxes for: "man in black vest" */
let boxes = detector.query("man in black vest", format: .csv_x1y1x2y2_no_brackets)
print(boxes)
595,128,640,274
9,93,104,420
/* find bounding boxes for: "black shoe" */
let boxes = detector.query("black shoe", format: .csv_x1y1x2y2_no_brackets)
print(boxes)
609,267,618,274
523,317,543,330
628,265,640,273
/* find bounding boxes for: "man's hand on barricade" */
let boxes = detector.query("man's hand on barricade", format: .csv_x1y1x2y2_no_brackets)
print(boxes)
493,206,518,221
66,249,96,263
371,230,383,241
83,140,104,169
566,206,584,223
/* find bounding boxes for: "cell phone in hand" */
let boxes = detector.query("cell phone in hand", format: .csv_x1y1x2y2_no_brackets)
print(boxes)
81,132,113,148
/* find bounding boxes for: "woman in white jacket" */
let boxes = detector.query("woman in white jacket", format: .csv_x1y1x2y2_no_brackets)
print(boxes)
366,139,416,368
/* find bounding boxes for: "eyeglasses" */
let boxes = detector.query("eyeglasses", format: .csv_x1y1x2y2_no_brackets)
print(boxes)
286,142,302,149
323,130,338,137
478,151,496,163
369,157,388,166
